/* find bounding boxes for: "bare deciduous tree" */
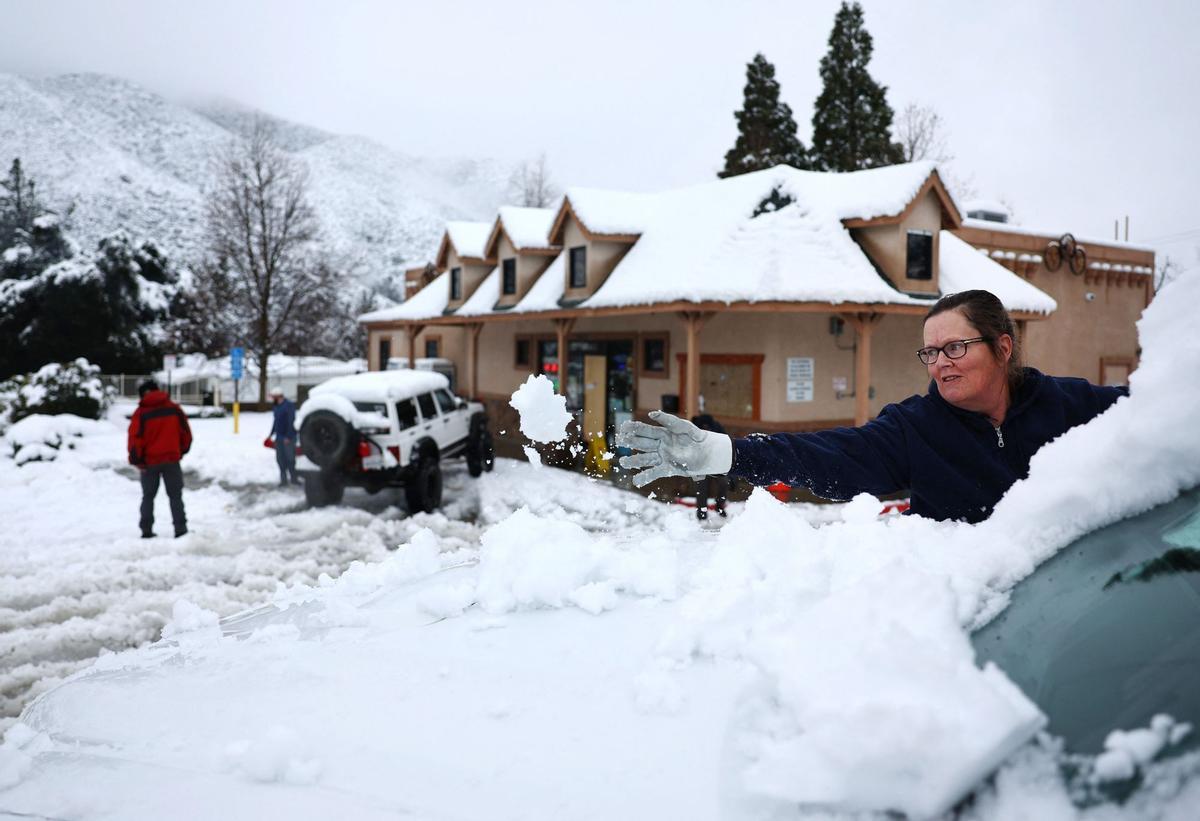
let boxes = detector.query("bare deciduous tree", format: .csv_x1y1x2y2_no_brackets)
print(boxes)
205,119,336,404
895,103,953,165
1155,255,1183,292
506,153,558,208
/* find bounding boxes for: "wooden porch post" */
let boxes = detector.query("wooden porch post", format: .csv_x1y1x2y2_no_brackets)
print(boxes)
467,323,483,399
406,324,425,369
841,312,882,427
553,318,576,395
679,311,713,420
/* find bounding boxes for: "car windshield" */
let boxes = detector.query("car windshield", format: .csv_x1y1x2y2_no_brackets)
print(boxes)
972,485,1200,757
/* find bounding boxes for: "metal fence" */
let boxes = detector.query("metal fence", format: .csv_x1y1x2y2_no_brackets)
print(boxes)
99,374,215,407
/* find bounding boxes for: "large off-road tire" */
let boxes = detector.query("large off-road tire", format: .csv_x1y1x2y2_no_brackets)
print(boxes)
299,411,354,469
481,430,495,473
466,414,491,478
304,472,345,507
405,459,443,514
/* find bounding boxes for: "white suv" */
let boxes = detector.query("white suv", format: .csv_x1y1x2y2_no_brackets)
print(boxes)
296,370,493,512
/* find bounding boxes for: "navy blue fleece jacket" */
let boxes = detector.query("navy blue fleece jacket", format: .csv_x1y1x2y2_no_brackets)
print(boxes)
729,368,1127,523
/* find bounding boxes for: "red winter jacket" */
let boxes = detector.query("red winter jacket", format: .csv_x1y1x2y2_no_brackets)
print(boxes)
128,391,193,467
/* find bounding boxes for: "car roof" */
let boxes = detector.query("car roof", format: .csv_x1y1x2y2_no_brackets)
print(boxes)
308,369,450,404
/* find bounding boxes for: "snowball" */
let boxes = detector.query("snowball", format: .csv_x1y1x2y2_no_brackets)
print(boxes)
508,375,571,443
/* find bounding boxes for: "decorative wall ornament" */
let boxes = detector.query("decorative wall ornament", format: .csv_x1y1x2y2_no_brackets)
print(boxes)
1044,233,1088,276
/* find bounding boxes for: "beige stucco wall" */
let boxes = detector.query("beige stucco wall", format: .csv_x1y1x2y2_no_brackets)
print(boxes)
1018,266,1146,381
443,246,493,311
367,326,467,377
494,233,555,309
952,224,1152,382
560,217,633,302
850,189,943,295
467,311,930,427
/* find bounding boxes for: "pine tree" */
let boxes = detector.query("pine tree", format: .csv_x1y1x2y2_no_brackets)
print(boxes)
0,159,45,251
719,53,809,178
809,2,904,172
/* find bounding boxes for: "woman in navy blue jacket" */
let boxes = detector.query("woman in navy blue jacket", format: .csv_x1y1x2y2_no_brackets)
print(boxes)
618,290,1127,523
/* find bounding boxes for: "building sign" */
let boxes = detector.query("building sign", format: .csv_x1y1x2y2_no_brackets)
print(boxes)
786,357,814,402
833,376,848,396
162,354,177,372
230,347,244,381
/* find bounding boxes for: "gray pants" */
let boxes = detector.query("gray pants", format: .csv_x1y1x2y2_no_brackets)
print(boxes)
140,462,186,535
276,437,297,483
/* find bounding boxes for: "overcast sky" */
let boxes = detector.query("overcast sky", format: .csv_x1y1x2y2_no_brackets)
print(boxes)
4,0,1198,269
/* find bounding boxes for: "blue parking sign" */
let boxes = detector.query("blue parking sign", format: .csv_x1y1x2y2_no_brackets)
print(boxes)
230,347,244,380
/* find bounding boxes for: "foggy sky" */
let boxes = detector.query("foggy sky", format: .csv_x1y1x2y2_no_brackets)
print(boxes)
3,0,1198,269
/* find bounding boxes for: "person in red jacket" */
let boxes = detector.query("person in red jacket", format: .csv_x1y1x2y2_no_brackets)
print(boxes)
127,379,192,538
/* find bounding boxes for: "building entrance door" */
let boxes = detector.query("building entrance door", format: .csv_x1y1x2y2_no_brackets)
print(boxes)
583,355,607,438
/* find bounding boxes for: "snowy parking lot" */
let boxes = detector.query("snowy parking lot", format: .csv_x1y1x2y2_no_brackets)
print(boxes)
0,410,674,731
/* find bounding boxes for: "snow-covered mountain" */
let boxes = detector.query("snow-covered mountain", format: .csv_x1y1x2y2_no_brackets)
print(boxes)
0,72,511,287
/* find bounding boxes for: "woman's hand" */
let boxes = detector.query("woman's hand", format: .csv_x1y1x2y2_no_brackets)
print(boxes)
617,411,733,488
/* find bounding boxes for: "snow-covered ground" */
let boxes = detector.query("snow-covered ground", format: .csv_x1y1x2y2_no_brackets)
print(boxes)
0,272,1198,818
0,407,676,732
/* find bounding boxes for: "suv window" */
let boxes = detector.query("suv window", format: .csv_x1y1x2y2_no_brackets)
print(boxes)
434,389,457,414
353,401,388,415
416,392,438,420
395,398,419,430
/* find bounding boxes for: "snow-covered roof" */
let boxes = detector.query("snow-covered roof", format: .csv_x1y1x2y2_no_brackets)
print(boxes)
959,217,1156,254
512,252,565,313
364,163,1054,323
457,266,500,316
155,353,366,383
494,206,558,251
358,271,449,322
939,233,1056,314
444,221,492,261
309,369,449,404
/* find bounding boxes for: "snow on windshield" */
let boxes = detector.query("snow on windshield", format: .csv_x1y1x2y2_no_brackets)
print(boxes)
1,273,1198,819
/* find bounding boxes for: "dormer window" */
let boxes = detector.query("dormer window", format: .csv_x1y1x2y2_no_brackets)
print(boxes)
906,230,933,280
450,267,462,299
569,246,587,288
502,258,517,295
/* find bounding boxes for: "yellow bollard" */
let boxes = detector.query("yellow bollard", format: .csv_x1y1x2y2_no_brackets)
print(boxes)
233,401,240,434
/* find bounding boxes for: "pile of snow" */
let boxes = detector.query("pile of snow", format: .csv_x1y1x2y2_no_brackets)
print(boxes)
1,277,1197,817
2,414,108,465
508,374,571,443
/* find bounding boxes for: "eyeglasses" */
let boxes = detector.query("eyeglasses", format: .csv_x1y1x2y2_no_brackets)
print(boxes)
916,337,988,365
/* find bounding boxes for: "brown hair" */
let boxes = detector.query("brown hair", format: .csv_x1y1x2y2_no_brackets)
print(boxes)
924,290,1024,394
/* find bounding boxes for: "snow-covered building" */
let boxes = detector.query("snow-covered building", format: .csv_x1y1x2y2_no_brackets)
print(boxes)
154,354,368,406
359,163,1153,448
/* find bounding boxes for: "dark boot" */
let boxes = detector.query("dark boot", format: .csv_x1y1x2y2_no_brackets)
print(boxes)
141,530,155,539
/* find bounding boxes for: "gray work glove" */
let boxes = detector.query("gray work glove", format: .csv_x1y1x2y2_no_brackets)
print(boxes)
617,410,733,488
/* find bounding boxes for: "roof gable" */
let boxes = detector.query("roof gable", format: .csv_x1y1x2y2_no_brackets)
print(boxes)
435,221,493,268
840,169,962,230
